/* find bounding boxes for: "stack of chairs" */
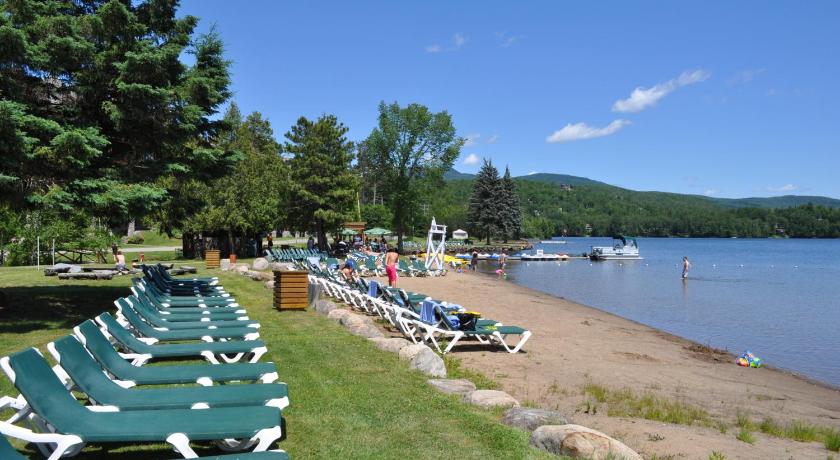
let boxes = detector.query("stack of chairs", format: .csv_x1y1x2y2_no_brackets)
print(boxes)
0,264,290,459
307,261,531,355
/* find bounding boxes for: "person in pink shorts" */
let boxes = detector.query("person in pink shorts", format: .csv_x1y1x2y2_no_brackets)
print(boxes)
384,248,399,287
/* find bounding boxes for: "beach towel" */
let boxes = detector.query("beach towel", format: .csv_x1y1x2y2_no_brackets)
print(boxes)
421,300,437,324
368,280,380,297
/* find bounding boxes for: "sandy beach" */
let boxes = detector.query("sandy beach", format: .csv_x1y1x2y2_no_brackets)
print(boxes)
376,271,840,459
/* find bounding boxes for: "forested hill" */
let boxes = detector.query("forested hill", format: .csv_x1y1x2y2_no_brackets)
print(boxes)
443,169,840,210
436,170,840,238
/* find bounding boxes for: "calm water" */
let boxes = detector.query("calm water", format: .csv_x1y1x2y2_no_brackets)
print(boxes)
477,237,840,387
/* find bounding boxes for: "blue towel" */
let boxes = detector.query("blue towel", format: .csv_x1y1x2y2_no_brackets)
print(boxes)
421,300,437,324
368,280,379,297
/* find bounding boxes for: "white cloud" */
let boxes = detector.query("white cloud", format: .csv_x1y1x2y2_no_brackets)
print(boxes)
463,133,481,147
703,189,718,196
527,171,539,175
729,68,766,86
462,153,480,166
426,33,467,53
486,134,500,144
546,120,630,143
453,33,466,48
613,69,711,113
766,184,798,193
495,31,524,48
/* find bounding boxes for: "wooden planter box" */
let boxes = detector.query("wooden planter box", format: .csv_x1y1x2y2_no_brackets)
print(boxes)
205,249,220,269
273,270,310,311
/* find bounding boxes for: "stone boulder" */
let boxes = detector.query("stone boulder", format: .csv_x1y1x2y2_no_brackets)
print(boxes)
315,299,338,315
264,281,275,289
409,347,446,377
369,337,412,354
246,270,263,281
399,344,430,362
530,425,642,460
327,309,350,322
220,259,232,271
464,390,519,409
502,407,570,432
428,379,476,395
252,257,269,271
347,323,384,339
339,313,371,328
271,262,295,271
234,264,249,274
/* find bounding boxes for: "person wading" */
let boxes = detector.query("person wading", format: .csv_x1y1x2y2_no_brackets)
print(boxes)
385,248,399,287
682,256,691,280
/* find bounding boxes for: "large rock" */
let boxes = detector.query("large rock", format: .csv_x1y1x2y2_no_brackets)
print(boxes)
252,257,269,271
347,323,384,339
264,281,275,289
530,425,642,460
271,262,295,271
399,344,430,362
315,299,338,314
340,313,371,328
369,337,412,353
234,264,249,274
409,347,446,377
502,407,570,432
327,309,350,322
220,259,232,271
428,379,476,395
464,390,519,409
246,270,263,281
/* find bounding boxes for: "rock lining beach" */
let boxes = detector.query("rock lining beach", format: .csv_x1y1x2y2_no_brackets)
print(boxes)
387,271,840,459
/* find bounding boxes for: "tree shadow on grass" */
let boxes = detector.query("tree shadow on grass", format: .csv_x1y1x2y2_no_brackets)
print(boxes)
0,286,130,333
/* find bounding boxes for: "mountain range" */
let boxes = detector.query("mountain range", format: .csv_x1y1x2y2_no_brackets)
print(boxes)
444,169,840,209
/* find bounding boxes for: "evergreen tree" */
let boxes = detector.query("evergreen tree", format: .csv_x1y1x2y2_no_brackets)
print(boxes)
181,104,288,256
0,0,234,225
362,101,462,251
284,115,358,250
499,166,522,242
467,159,502,244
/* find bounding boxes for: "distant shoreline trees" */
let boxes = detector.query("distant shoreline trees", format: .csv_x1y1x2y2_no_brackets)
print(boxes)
467,161,523,243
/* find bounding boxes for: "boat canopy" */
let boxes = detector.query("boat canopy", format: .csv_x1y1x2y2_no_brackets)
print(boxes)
612,235,638,246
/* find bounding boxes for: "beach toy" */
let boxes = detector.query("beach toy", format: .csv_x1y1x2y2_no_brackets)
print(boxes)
737,351,762,368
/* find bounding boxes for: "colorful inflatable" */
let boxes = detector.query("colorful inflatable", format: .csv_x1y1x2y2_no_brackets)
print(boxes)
737,351,762,368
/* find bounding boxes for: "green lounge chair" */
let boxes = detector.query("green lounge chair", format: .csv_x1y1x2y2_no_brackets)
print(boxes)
47,336,289,410
115,298,260,342
414,303,532,354
74,321,278,386
128,295,260,329
134,279,239,307
125,293,250,323
95,313,267,364
0,349,284,459
0,435,25,460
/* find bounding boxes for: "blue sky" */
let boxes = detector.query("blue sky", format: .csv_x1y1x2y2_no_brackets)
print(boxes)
179,1,839,199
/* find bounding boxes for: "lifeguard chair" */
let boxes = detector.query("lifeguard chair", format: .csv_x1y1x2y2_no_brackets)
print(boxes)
425,217,447,271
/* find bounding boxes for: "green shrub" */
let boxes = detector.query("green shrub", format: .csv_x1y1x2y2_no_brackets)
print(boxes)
826,430,840,451
736,427,755,444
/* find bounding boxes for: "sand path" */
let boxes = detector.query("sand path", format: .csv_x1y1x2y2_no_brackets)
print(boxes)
382,271,840,459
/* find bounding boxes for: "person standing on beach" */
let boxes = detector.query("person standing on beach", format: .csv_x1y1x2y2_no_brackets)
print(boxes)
266,234,273,249
307,236,315,251
498,252,507,269
384,248,399,287
682,256,691,280
470,250,478,271
111,242,119,262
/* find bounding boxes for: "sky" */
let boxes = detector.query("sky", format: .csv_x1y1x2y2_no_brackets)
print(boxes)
179,1,840,199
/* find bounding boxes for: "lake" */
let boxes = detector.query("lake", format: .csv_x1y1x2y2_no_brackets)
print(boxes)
477,237,840,387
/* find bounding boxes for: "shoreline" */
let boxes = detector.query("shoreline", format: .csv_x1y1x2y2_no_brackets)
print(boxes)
475,267,840,393
386,270,840,459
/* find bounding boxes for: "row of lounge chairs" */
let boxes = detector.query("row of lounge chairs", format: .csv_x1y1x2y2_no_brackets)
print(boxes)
0,264,289,459
345,253,441,278
306,264,531,354
265,248,324,262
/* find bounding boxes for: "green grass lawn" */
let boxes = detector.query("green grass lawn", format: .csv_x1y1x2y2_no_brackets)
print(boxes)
0,265,552,459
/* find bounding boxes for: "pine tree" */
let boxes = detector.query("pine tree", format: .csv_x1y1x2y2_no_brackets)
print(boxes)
467,159,502,244
499,166,523,242
0,1,234,226
284,115,358,250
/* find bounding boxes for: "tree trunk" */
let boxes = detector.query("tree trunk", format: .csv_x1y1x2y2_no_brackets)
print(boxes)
227,230,234,257
486,226,491,245
182,231,195,259
396,221,404,253
316,220,326,251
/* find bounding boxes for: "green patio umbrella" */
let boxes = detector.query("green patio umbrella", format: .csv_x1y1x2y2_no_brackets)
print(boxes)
364,227,392,236
339,228,358,236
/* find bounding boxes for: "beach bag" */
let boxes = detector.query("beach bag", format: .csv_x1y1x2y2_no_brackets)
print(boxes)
444,314,460,330
368,280,380,297
457,312,481,331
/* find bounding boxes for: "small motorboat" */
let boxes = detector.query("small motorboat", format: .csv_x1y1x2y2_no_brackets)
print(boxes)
521,249,561,261
589,236,642,260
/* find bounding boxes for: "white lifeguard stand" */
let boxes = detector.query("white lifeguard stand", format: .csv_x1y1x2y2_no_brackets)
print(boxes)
425,217,447,271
